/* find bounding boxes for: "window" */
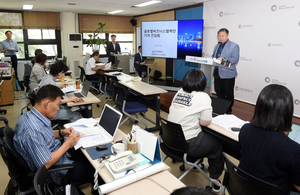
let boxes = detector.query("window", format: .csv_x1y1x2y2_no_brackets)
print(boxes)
108,33,133,42
82,33,133,56
0,29,25,59
0,29,61,60
28,45,57,57
0,12,22,26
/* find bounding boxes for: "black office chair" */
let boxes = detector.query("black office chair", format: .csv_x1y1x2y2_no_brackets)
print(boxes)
20,75,32,115
222,152,280,195
210,96,231,117
103,74,117,105
159,118,212,187
112,79,149,129
34,165,84,195
0,126,77,195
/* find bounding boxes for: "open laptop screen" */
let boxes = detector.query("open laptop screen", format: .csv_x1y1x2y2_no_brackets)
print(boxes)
99,105,122,136
81,80,91,96
288,123,300,144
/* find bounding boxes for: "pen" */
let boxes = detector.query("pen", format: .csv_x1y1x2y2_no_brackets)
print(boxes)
125,169,132,175
69,134,85,137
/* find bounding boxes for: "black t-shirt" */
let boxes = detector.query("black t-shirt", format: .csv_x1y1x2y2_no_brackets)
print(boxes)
238,123,300,195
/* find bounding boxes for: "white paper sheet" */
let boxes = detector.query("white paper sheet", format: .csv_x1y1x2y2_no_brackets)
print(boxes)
212,114,248,135
65,118,98,128
99,163,165,194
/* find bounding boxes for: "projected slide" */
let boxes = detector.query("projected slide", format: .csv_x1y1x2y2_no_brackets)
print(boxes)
289,123,300,144
142,21,178,58
142,20,203,59
177,20,203,59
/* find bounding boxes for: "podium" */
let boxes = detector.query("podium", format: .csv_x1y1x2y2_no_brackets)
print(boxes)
113,54,131,74
185,56,233,95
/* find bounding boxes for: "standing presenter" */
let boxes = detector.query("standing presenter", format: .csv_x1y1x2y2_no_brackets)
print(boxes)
0,30,19,78
212,28,239,114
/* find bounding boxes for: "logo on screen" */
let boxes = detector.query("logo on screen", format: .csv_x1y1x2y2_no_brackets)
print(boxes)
265,77,271,83
295,99,300,105
219,12,223,17
271,5,277,11
298,21,300,26
235,86,239,90
295,60,300,67
268,43,271,47
206,77,209,85
238,25,241,28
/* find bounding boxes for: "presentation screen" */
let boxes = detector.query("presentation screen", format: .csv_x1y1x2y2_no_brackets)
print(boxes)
177,20,203,59
141,20,203,59
142,21,178,58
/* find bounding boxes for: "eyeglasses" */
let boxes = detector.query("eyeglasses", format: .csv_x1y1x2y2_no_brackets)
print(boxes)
98,154,110,163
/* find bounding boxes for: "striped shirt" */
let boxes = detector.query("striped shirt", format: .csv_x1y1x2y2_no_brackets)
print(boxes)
13,107,73,179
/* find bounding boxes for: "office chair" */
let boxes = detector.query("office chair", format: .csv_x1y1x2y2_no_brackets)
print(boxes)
222,152,280,195
34,165,84,195
0,72,7,114
159,118,212,187
20,63,33,115
210,96,231,117
112,80,148,129
102,74,117,106
0,126,77,195
78,66,101,107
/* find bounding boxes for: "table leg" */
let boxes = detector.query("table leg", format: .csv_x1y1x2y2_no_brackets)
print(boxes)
146,95,162,132
147,65,150,83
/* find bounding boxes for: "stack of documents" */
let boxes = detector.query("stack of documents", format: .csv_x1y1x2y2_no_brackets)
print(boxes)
65,118,109,150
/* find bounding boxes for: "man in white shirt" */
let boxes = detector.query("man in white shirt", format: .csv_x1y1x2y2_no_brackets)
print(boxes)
85,51,105,81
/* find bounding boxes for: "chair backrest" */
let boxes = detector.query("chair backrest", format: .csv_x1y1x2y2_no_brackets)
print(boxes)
0,126,34,192
105,75,115,93
223,153,280,195
112,81,126,107
160,118,189,154
27,91,36,106
211,96,231,115
78,66,86,82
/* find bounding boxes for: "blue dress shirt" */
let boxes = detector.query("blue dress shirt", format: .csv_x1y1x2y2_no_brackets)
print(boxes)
0,39,18,55
13,107,73,179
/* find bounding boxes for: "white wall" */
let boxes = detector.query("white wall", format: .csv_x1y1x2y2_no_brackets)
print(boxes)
203,0,300,117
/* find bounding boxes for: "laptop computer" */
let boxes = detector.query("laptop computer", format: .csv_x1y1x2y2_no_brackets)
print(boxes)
67,80,91,98
86,104,123,147
288,123,300,144
211,96,231,117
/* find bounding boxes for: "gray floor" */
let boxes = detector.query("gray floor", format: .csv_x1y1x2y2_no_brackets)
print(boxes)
0,90,236,194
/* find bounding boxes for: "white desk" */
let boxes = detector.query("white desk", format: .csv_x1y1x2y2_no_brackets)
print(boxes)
107,72,167,132
80,129,185,194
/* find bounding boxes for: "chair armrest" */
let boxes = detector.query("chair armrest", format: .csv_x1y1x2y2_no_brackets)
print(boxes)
0,117,9,126
48,164,75,172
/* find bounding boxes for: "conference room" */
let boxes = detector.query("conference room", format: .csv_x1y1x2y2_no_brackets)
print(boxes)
1,0,300,194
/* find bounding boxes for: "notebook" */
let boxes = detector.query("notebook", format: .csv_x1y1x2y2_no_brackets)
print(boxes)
67,80,91,98
288,123,300,144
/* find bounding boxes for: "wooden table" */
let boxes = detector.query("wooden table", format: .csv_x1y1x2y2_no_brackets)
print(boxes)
58,77,100,118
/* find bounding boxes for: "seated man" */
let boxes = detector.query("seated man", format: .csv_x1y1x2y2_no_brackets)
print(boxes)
85,50,105,81
134,46,151,77
36,61,81,122
13,85,100,193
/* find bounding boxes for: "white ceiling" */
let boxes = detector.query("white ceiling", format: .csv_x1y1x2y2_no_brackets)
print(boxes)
0,0,212,16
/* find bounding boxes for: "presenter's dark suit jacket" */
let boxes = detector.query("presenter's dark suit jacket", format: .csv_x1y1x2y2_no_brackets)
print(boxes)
134,52,147,68
107,42,121,63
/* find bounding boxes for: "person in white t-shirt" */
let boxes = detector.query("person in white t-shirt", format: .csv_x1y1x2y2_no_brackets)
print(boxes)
168,69,223,193
85,50,105,81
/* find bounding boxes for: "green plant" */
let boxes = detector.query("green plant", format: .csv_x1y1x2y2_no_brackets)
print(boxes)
85,22,107,52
